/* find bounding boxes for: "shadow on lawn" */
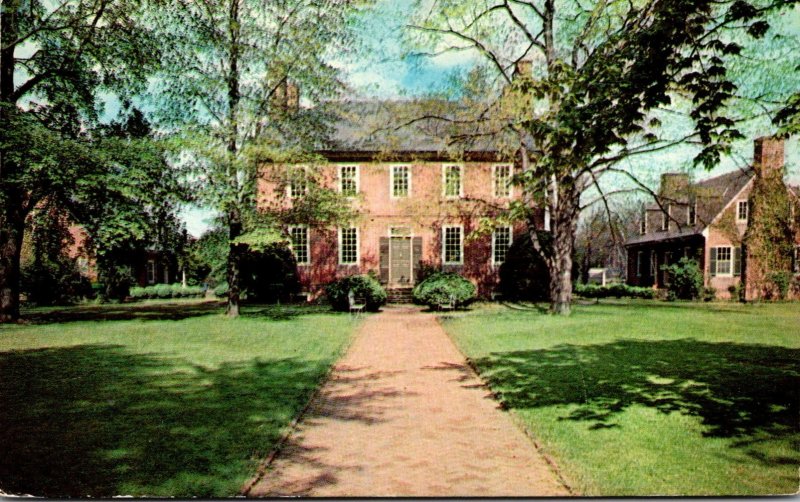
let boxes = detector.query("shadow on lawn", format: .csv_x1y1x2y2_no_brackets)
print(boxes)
473,339,799,461
0,344,370,497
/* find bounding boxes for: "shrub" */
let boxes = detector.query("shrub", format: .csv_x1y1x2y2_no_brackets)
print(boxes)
412,272,477,308
21,259,93,306
152,283,172,299
574,283,655,299
129,286,147,299
770,271,793,300
660,257,704,300
325,275,387,312
702,286,717,302
214,282,229,298
497,233,551,301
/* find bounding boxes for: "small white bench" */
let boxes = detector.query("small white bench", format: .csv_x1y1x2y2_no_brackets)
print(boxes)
348,290,366,318
438,294,457,311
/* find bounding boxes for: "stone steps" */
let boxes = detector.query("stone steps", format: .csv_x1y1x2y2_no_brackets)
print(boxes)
386,287,414,304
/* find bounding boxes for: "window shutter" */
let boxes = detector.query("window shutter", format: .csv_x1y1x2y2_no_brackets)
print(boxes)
733,247,742,276
412,237,423,282
379,237,389,284
710,248,717,277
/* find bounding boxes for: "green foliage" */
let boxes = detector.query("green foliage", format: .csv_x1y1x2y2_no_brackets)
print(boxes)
574,283,656,300
325,275,387,312
660,257,704,300
129,284,205,300
498,234,552,301
412,272,477,308
703,286,718,302
214,282,229,299
768,271,792,300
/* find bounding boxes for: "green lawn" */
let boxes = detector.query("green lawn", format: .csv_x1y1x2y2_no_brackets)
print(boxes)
0,300,359,497
440,300,800,496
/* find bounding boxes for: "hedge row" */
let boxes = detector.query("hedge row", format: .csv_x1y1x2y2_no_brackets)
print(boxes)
412,272,477,308
574,283,655,299
129,283,206,300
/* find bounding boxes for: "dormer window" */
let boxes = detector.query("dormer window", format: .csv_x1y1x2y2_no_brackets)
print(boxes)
688,201,697,225
737,200,749,222
640,214,647,235
661,206,669,231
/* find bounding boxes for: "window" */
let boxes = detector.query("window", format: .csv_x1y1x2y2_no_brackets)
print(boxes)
339,165,358,197
163,265,169,284
737,200,749,222
649,250,656,277
339,227,358,265
636,251,643,277
443,165,463,198
688,201,697,225
442,226,463,264
710,246,732,276
793,246,800,274
391,165,410,198
146,259,156,285
492,226,512,265
661,206,669,231
640,214,647,235
493,164,513,198
289,226,310,265
288,166,307,198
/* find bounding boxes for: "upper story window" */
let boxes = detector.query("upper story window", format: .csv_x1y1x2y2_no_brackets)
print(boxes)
493,164,513,198
737,200,749,222
339,165,358,197
661,205,669,231
640,214,647,235
339,227,359,265
442,225,463,264
443,164,463,198
288,166,307,198
289,225,310,265
492,226,512,265
688,201,697,225
391,165,411,198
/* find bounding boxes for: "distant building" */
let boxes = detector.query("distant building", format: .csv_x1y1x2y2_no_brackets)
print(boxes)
625,137,800,299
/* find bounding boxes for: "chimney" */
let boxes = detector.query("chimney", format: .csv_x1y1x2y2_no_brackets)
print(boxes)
272,80,299,113
659,173,690,200
753,136,784,177
514,59,533,79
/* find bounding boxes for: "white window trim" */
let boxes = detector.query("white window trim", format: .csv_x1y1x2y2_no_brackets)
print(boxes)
491,226,513,266
712,245,734,277
338,226,360,266
636,251,643,277
736,200,749,223
649,250,656,277
338,164,359,197
442,224,464,265
688,201,697,225
492,163,513,199
390,164,412,199
287,165,308,199
288,225,311,265
442,164,464,199
146,259,156,285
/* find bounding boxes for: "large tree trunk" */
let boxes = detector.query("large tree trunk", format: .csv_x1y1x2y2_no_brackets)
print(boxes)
226,208,242,317
0,198,25,323
547,182,581,316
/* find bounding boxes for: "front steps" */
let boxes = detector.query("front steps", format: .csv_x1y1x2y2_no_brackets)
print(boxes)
387,287,414,304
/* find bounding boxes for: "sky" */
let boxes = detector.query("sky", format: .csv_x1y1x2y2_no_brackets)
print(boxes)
178,0,799,237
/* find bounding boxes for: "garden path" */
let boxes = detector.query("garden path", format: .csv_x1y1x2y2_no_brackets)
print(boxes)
244,306,569,497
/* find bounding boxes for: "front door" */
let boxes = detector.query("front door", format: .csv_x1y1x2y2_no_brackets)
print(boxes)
390,237,412,286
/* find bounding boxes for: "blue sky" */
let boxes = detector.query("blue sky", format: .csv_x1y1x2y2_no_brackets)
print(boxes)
179,0,799,237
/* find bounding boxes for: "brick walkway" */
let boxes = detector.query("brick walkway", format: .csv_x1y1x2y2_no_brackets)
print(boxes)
244,306,570,497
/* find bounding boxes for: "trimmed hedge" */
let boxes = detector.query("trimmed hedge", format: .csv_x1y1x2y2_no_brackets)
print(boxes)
574,283,655,299
412,272,477,308
129,284,206,300
325,275,387,312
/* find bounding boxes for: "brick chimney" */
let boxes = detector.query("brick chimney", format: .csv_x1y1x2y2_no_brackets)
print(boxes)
514,59,533,79
753,136,784,176
273,79,299,113
658,173,690,200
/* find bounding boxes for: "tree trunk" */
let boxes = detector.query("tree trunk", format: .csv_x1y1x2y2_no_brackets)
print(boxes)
547,183,580,316
226,208,242,317
0,199,25,323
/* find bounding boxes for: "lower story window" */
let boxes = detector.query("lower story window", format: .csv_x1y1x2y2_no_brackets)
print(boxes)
339,227,358,265
794,246,800,274
492,226,512,265
146,259,156,285
443,226,463,264
289,226,310,265
710,246,741,276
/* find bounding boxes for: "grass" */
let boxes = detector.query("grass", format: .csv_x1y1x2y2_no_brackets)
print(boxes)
0,300,360,497
439,300,800,496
